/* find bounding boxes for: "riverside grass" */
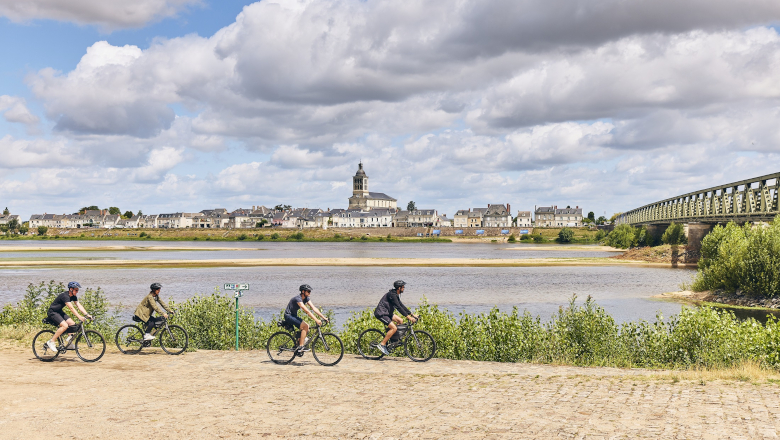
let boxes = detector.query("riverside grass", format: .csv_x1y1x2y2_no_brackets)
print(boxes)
6,283,780,370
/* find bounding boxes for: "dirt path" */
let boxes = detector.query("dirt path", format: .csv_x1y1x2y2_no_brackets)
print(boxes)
3,346,780,439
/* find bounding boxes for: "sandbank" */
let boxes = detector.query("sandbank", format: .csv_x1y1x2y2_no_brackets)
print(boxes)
0,245,262,252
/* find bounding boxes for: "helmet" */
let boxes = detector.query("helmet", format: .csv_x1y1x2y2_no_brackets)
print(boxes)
299,284,313,292
393,280,406,289
150,283,162,291
68,282,81,289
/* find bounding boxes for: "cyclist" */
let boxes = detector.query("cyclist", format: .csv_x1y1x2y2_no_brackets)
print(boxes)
284,284,328,353
374,280,417,355
46,281,92,353
134,283,173,341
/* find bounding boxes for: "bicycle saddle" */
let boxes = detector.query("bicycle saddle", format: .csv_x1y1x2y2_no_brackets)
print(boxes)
42,317,56,326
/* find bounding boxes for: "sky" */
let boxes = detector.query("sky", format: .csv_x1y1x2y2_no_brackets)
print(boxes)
1,0,779,219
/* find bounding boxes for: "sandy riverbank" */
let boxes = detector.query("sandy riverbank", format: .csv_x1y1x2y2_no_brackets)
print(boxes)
0,245,263,252
2,345,780,439
0,256,674,269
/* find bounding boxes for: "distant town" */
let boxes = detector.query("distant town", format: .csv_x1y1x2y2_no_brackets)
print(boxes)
1,163,609,233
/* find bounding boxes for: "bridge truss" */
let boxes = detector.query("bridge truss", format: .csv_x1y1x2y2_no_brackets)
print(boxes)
617,172,780,225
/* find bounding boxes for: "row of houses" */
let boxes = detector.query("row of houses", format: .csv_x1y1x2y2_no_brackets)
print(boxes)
24,204,585,230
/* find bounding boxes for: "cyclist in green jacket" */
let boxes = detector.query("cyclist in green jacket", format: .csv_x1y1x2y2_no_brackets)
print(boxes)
134,283,173,341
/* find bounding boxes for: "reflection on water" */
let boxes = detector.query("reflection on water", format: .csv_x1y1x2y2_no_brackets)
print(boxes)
0,263,695,326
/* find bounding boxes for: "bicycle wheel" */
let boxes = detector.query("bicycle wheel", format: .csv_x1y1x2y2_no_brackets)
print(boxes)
160,325,188,355
357,328,385,360
405,330,436,362
267,332,297,365
75,330,106,362
115,325,144,354
312,332,344,366
32,330,60,362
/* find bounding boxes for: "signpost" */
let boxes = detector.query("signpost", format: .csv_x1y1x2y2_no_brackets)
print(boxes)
224,283,249,351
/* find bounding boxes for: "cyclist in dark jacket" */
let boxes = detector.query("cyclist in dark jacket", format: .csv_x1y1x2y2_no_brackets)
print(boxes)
374,280,417,355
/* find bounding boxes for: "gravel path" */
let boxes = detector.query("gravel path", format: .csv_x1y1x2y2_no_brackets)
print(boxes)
2,345,779,439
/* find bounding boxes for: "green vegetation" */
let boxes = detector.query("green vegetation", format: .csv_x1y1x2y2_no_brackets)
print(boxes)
603,224,654,249
507,234,516,243
5,285,780,370
407,201,416,211
533,234,544,243
594,229,606,241
557,227,574,243
37,226,48,236
662,222,688,245
288,232,305,240
237,233,248,240
692,218,780,298
270,233,281,240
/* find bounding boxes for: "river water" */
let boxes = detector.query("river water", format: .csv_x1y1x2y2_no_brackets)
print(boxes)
0,241,695,325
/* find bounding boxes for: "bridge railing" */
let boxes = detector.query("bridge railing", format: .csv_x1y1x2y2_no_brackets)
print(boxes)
616,172,780,226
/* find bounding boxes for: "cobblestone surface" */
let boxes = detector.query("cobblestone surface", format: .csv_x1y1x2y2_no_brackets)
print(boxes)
1,347,779,439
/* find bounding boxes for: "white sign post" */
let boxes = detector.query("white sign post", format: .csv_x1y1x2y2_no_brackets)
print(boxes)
224,283,250,351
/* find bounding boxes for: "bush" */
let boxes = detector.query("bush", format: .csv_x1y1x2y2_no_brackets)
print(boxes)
37,226,49,236
139,232,147,237
557,228,573,243
271,233,281,240
594,229,606,241
604,224,637,249
257,234,265,241
237,233,248,240
662,222,687,245
507,234,516,242
692,218,780,298
533,234,544,243
360,235,368,240
18,225,29,235
288,232,304,240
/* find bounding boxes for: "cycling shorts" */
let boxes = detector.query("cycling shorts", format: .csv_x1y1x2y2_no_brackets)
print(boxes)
284,314,303,328
374,312,392,326
47,310,69,326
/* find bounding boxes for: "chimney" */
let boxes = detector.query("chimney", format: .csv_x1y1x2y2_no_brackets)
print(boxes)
507,203,510,215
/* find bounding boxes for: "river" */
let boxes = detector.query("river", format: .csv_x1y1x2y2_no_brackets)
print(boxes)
0,241,694,325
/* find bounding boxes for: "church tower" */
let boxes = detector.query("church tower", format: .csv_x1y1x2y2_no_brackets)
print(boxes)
352,162,369,198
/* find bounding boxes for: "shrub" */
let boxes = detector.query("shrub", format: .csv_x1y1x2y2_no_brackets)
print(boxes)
520,234,532,241
139,232,147,237
18,225,29,235
662,222,687,245
594,229,606,241
333,234,342,239
37,226,48,236
692,218,780,298
361,235,369,240
533,235,544,243
507,234,516,242
604,224,637,249
557,228,574,243
257,234,265,241
288,232,304,240
237,233,248,240
271,233,281,240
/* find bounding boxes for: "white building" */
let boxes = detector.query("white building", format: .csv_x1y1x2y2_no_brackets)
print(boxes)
516,211,532,227
332,209,394,228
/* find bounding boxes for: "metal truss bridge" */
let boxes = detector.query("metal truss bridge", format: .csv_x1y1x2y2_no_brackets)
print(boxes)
616,172,780,226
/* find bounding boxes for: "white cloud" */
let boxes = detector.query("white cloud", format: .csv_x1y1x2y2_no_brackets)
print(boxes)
0,95,40,127
0,0,201,30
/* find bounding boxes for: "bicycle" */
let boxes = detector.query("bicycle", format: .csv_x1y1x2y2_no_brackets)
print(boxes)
357,317,436,362
115,316,188,355
267,320,344,366
32,317,106,362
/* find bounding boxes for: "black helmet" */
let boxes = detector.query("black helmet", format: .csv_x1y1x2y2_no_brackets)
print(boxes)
299,284,313,292
393,280,406,289
150,283,162,291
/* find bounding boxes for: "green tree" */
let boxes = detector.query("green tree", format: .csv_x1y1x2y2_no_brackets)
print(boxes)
604,224,637,249
635,226,654,247
137,210,143,216
608,212,622,223
78,205,100,214
0,224,7,233
122,211,134,219
18,224,29,235
7,218,19,233
407,201,416,211
37,226,49,236
558,227,574,243
507,234,516,243
587,211,595,221
274,204,292,212
108,207,121,215
661,222,687,245
596,216,607,225
256,219,268,228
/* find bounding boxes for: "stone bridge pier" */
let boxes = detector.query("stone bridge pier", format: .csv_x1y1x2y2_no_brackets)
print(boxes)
644,222,714,252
